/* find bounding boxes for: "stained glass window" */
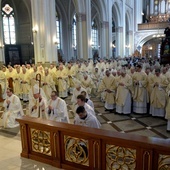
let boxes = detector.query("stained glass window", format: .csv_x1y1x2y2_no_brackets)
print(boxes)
2,4,16,44
72,14,77,49
56,11,61,49
91,19,98,49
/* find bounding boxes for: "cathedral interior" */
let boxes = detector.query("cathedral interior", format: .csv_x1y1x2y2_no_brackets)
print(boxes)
0,0,170,170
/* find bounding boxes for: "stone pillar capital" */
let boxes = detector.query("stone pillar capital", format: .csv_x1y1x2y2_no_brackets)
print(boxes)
116,27,123,33
127,30,133,35
101,21,109,28
76,13,86,22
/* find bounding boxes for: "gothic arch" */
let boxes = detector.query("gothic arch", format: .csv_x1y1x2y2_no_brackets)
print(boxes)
56,1,68,25
22,0,32,24
112,2,121,27
72,0,85,14
92,0,105,21
126,10,132,30
136,32,164,53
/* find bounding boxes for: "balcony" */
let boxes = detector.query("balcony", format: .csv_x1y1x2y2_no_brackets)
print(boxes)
138,22,169,30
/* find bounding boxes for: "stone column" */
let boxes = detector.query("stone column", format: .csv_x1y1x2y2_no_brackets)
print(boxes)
122,0,126,57
128,30,134,56
85,0,92,59
76,13,85,59
0,2,5,65
116,27,123,57
104,22,109,59
76,9,92,60
101,22,107,58
134,0,143,31
108,1,113,58
31,0,58,64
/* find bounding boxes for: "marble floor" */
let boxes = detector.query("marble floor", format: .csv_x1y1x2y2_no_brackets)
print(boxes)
0,95,170,170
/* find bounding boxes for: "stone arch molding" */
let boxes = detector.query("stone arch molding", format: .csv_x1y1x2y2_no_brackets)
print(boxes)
73,0,85,14
112,1,121,27
135,30,164,53
125,9,133,31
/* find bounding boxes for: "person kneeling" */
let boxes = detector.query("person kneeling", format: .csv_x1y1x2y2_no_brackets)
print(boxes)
2,88,24,128
74,106,100,128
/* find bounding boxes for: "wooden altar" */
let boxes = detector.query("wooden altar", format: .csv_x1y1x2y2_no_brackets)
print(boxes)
16,116,170,170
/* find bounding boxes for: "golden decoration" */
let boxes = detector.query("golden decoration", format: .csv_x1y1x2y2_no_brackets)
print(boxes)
106,144,136,170
31,129,51,156
158,154,170,170
21,125,25,150
143,151,151,170
64,135,89,166
93,141,100,168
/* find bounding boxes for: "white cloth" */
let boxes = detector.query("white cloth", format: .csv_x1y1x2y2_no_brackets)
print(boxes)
167,120,170,131
116,92,131,114
47,97,70,123
105,102,115,110
133,89,147,114
150,106,165,117
86,99,94,110
28,87,48,119
74,112,101,128
29,96,48,119
3,94,24,128
71,87,89,104
74,103,96,117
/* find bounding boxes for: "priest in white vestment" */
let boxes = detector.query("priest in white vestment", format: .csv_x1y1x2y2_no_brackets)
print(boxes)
80,73,95,95
55,64,68,98
42,68,56,100
0,68,7,99
71,83,88,105
74,106,100,128
150,68,168,117
20,67,30,102
98,70,116,111
2,88,24,128
47,91,70,123
165,83,170,131
66,63,77,94
132,64,147,114
28,84,48,119
74,94,96,116
81,91,94,109
116,69,132,114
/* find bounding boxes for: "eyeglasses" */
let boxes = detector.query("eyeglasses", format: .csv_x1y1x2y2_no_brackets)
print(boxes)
51,95,56,97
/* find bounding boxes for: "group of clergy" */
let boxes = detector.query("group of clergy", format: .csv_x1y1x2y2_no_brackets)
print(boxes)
1,57,170,131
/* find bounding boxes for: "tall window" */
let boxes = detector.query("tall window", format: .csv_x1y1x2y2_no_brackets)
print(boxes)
91,19,98,49
2,4,16,44
56,11,61,49
72,14,77,49
154,0,159,14
112,20,115,33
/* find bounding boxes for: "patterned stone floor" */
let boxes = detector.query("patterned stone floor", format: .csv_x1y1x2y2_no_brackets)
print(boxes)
65,96,170,139
0,95,170,169
0,95,170,139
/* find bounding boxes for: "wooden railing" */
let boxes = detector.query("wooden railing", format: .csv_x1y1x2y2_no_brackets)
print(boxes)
16,116,170,170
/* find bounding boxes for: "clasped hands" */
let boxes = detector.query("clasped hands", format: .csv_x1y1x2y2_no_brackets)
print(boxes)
48,105,54,111
119,82,124,86
134,80,139,85
6,100,10,105
105,89,112,93
154,82,159,87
